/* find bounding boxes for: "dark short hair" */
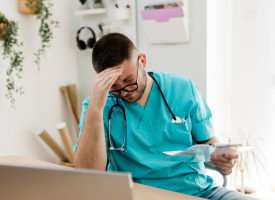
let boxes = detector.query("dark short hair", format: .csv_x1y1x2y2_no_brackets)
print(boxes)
92,33,137,73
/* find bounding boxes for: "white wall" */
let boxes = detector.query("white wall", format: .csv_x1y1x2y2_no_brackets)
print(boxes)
207,0,275,195
0,0,78,164
206,0,233,187
207,0,232,138
231,0,275,192
77,0,208,101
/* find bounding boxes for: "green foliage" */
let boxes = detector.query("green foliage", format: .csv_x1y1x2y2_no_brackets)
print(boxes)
0,18,25,108
98,22,104,33
0,14,9,24
79,0,87,5
94,0,102,4
237,129,267,177
223,128,268,188
26,0,60,71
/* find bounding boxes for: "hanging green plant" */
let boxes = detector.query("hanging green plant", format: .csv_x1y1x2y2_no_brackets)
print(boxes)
0,12,24,108
26,0,59,71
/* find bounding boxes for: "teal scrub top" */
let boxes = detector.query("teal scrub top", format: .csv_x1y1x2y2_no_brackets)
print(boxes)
73,72,218,197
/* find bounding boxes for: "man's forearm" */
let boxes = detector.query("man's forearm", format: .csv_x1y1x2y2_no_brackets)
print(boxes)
73,103,107,170
197,136,220,144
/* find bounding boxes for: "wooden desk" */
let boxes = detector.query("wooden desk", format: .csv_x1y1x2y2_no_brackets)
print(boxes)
0,155,202,200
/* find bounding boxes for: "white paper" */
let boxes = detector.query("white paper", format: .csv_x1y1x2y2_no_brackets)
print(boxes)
159,144,256,163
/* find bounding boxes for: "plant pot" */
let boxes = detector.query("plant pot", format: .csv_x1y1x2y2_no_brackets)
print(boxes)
19,0,42,15
102,25,118,35
116,8,130,20
93,3,104,9
79,1,89,10
0,13,10,40
0,24,5,40
0,23,6,40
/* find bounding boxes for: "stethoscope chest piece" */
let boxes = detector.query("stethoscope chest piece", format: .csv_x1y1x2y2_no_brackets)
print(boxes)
172,116,182,123
110,146,125,151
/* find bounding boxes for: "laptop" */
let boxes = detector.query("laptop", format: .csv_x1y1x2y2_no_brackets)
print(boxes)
0,163,133,200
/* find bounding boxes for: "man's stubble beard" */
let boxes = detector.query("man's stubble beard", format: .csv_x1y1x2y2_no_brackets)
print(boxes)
122,68,147,103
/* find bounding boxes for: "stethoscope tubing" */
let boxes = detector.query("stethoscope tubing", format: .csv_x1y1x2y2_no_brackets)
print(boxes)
108,110,126,151
148,73,176,121
108,72,177,152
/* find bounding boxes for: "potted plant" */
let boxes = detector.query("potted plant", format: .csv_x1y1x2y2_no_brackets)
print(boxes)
0,12,25,108
224,128,268,194
24,0,59,70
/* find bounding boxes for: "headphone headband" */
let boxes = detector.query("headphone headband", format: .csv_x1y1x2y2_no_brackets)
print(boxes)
76,26,96,42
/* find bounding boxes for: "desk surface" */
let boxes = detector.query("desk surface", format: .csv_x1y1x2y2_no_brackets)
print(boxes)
0,155,202,200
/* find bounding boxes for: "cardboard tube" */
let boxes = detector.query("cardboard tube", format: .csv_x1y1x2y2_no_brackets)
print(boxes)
67,84,81,123
60,86,80,137
57,122,74,163
37,129,70,162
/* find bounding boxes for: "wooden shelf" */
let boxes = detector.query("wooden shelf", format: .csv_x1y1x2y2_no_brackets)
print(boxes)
75,8,107,16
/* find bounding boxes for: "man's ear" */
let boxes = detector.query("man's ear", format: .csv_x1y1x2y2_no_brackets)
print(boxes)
139,53,147,69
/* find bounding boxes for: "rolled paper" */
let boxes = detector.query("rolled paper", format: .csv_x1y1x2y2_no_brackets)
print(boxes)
57,122,74,163
60,86,80,137
37,129,70,162
67,84,81,124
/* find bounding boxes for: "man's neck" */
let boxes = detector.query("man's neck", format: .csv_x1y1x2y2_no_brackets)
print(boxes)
136,73,154,108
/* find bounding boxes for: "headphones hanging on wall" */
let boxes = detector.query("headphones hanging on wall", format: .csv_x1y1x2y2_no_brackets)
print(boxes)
76,27,96,50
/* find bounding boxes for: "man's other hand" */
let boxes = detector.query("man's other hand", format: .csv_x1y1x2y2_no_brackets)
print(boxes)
210,154,239,173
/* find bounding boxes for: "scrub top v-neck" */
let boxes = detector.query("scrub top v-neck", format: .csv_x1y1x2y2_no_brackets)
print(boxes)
73,72,218,197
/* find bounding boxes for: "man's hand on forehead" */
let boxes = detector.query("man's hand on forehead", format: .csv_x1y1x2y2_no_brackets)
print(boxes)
97,67,122,78
99,66,119,74
90,66,123,111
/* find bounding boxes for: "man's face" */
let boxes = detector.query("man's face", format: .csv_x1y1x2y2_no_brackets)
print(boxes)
110,55,147,103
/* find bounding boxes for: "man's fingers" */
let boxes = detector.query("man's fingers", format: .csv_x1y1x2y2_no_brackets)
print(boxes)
213,160,234,168
216,165,231,172
97,68,122,82
224,154,239,160
104,73,121,90
93,69,122,89
97,67,121,79
211,155,227,162
212,154,237,162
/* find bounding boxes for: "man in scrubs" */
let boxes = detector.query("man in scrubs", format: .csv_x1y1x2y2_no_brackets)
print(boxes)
73,33,259,200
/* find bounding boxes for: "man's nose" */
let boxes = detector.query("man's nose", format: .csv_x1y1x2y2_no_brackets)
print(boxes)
120,90,128,97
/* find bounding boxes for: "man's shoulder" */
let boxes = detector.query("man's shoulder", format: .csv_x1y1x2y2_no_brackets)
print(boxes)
82,96,90,108
152,71,193,86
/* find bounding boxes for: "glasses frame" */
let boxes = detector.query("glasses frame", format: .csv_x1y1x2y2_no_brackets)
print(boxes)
109,56,140,97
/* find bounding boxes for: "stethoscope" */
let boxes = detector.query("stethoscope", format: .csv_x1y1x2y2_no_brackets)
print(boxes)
108,72,188,152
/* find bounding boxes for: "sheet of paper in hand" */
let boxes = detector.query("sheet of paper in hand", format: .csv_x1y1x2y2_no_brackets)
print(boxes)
158,144,256,163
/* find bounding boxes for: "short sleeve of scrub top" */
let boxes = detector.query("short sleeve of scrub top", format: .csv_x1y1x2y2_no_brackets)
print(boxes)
73,97,109,155
189,80,215,142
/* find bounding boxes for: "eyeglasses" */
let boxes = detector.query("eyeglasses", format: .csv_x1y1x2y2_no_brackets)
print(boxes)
109,56,139,97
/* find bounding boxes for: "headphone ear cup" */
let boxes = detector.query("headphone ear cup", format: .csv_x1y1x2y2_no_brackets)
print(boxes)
78,40,87,50
87,38,96,49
